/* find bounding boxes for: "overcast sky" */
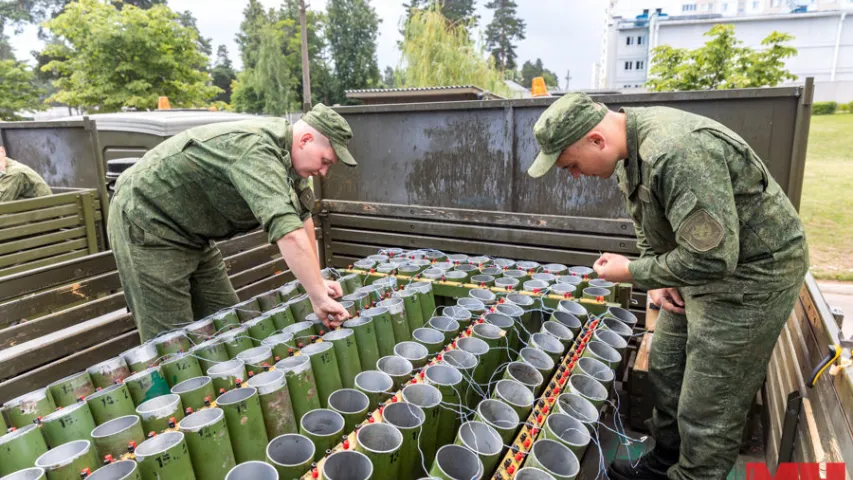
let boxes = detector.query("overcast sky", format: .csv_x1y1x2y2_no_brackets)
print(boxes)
8,0,617,90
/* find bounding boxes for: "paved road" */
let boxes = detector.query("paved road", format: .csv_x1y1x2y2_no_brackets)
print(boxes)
816,282,853,337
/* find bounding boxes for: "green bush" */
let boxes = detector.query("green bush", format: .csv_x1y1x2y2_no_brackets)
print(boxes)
848,101,853,113
813,101,838,115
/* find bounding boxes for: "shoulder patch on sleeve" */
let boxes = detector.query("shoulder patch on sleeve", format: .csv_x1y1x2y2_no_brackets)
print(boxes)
679,209,724,252
298,187,316,213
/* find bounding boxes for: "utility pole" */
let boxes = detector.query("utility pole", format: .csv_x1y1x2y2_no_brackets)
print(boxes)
300,0,312,112
565,70,572,91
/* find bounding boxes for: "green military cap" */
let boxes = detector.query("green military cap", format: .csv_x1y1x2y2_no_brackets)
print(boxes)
528,93,607,178
302,103,358,167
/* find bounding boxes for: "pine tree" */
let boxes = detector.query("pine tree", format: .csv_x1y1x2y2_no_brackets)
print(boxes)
211,45,236,103
520,58,558,88
235,0,271,71
484,0,525,73
327,0,381,102
402,0,478,30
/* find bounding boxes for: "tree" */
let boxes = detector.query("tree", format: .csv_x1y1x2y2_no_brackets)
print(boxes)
0,59,46,120
235,0,270,71
646,24,797,92
327,0,381,102
280,0,335,107
403,0,478,28
520,58,558,88
399,4,509,96
211,45,236,103
42,0,220,111
0,0,165,39
177,10,212,58
0,26,13,60
382,66,399,88
484,0,525,73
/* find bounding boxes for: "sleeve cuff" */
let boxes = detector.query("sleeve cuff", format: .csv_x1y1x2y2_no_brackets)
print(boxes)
266,214,305,244
628,256,670,291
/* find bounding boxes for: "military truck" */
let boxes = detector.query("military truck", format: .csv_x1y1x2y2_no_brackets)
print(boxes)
0,78,850,476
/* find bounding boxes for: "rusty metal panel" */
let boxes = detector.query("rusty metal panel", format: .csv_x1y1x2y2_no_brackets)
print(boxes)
327,86,808,218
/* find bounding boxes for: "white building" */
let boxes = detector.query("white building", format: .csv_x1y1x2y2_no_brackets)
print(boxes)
602,1,853,101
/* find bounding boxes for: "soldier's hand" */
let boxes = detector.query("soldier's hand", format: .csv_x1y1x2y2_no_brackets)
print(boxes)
649,288,685,314
593,253,633,283
312,295,350,328
325,280,344,299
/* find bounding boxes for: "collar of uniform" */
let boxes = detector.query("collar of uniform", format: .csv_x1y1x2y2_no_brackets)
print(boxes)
618,107,641,198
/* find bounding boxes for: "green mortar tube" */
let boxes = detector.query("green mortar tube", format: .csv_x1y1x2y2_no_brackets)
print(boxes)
136,394,183,435
428,444,484,480
412,328,445,355
382,401,426,480
1,468,46,480
455,421,503,477
246,370,298,438
34,439,99,480
244,314,277,344
341,292,370,313
471,323,507,384
549,311,583,338
184,318,216,345
542,321,575,350
423,364,465,448
378,297,412,343
377,356,414,391
87,357,131,390
442,306,472,330
152,330,192,357
160,353,203,389
216,387,269,463
504,293,536,342
0,424,49,476
171,376,215,412
4,388,55,428
178,408,236,480
492,380,535,421
529,332,565,365
406,282,437,319
485,312,519,359
219,326,255,359
554,393,600,435
502,362,544,396
394,341,430,369
323,328,362,389
261,332,296,363
305,313,331,337
267,304,296,331
90,415,145,461
121,343,160,375
233,297,262,322
519,347,556,388
266,434,315,480
475,399,520,445
372,277,397,300
340,300,357,318
354,371,394,411
287,294,313,323
456,336,492,389
277,281,301,303
85,384,135,425
342,317,380,372
567,373,608,410
189,338,230,374
541,412,591,460
210,309,240,332
124,365,169,406
352,259,375,272
134,431,195,480
393,289,425,332
525,439,580,480
321,450,375,480
557,300,589,323
456,298,487,322
440,349,479,409
428,316,460,345
356,285,383,305
299,409,344,462
282,321,316,349
275,356,320,423
255,290,281,312
299,342,343,409
327,388,369,433
340,273,363,295
400,384,441,473
207,359,247,395
236,346,274,377
86,460,140,480
40,402,96,448
47,372,94,408
361,307,396,357
355,422,403,480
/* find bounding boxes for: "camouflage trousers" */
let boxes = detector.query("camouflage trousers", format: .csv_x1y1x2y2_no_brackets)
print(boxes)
648,284,802,480
107,205,240,342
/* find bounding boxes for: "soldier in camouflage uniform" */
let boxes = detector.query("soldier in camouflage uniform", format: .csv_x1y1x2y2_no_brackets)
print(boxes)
529,93,808,480
0,146,52,202
108,104,356,342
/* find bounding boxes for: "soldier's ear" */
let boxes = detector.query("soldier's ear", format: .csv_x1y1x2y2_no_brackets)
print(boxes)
298,132,314,148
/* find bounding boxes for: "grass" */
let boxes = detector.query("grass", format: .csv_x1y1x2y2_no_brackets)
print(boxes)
799,113,853,281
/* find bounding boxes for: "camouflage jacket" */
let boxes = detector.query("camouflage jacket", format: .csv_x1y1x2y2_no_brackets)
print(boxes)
112,118,313,249
0,158,52,202
616,106,808,294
